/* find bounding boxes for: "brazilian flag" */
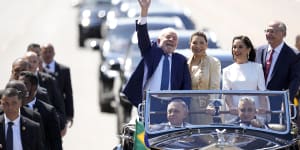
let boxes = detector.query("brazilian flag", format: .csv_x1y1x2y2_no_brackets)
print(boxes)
134,120,149,150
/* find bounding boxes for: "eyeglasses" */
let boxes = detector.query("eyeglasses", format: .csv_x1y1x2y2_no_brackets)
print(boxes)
264,29,282,34
239,108,255,113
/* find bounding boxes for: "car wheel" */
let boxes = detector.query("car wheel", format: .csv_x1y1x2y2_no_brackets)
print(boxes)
116,98,132,135
78,27,85,47
79,34,85,47
99,80,114,113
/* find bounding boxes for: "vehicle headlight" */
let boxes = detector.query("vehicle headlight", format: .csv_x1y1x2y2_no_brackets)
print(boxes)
81,18,91,27
82,10,91,18
107,10,116,21
120,3,129,12
98,10,106,18
103,40,110,57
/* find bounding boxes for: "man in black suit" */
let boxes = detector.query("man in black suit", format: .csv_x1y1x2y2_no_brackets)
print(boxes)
18,71,63,150
10,57,50,104
123,0,191,108
150,99,191,131
3,80,46,144
0,88,43,150
41,43,74,130
256,20,300,122
24,51,67,132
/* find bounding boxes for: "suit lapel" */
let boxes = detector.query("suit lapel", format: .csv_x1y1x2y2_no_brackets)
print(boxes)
269,44,287,82
0,116,6,149
20,117,30,150
171,54,176,90
54,62,60,77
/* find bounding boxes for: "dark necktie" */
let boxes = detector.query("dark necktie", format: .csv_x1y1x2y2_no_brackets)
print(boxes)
161,54,170,90
264,49,274,80
6,122,14,150
46,64,50,70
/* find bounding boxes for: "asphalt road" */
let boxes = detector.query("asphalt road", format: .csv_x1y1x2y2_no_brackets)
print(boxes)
0,0,117,149
0,0,299,150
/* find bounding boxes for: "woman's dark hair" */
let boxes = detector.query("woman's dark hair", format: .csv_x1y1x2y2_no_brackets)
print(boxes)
190,31,208,43
231,35,256,62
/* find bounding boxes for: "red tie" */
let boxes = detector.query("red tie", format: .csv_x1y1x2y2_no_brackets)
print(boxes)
264,49,274,80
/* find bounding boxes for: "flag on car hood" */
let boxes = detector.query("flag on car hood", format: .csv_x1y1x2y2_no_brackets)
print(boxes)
134,120,149,150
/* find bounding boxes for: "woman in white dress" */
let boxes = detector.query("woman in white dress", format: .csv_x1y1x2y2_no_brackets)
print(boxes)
222,35,269,123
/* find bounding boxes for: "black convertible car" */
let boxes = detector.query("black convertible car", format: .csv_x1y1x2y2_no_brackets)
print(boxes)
115,90,300,150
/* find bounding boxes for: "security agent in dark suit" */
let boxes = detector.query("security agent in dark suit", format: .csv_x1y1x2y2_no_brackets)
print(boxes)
24,51,67,131
123,0,191,108
256,21,300,124
18,71,63,150
41,43,74,129
3,80,46,146
0,88,44,150
10,57,50,104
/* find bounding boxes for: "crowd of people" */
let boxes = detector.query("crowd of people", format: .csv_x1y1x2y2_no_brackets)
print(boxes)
124,0,300,131
0,43,74,150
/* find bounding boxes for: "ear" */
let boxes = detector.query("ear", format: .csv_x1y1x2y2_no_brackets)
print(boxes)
157,38,161,44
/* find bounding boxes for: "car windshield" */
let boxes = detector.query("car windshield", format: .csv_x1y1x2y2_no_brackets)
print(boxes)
144,90,290,134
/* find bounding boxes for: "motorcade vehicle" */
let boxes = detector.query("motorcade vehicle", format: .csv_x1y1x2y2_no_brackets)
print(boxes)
106,0,196,30
98,17,185,113
113,29,232,134
115,90,300,150
77,0,114,47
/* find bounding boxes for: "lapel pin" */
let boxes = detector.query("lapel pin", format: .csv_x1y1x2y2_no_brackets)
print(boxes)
22,126,26,131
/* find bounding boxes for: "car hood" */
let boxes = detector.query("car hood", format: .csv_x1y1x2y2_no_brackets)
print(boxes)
149,128,293,150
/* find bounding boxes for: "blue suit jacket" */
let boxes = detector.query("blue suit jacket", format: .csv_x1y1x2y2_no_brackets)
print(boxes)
256,43,300,101
123,22,191,107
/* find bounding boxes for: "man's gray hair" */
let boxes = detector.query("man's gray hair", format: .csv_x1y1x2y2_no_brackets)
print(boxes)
238,97,255,107
158,27,178,39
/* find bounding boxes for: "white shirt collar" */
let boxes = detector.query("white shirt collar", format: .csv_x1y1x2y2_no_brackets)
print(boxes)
26,97,37,110
43,60,55,72
4,113,21,126
267,41,284,54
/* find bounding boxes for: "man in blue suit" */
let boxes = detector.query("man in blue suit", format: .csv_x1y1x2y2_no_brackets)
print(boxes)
123,0,191,109
256,20,300,123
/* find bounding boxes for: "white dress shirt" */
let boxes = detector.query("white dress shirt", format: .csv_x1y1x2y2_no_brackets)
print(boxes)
43,60,55,73
143,54,172,91
26,97,37,110
4,114,23,150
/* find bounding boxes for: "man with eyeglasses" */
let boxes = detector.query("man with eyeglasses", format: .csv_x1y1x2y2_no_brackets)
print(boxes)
232,97,265,128
256,20,300,124
149,99,191,131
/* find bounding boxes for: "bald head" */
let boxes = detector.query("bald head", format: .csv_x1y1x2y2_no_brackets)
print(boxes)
265,20,287,48
41,43,55,64
24,51,40,72
10,58,30,80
